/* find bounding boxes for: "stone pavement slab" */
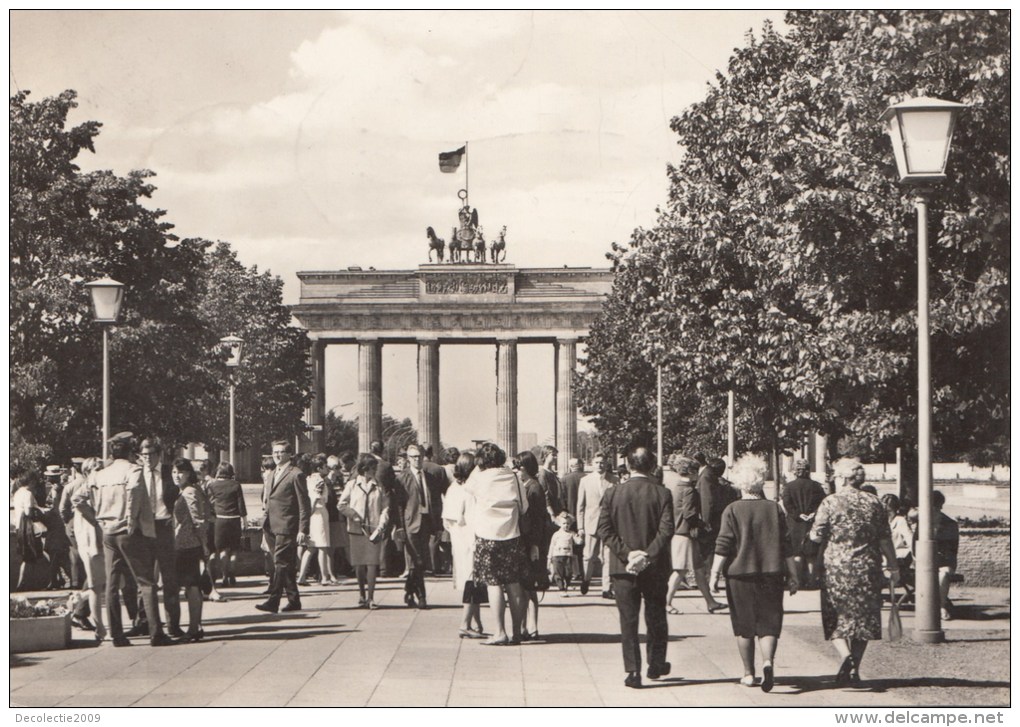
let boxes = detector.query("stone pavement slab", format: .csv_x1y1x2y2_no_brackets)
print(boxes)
9,575,1009,708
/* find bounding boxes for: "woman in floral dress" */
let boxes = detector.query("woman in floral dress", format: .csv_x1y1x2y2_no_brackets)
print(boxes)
810,458,900,685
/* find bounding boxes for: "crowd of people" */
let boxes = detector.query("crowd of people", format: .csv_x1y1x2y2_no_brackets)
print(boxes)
11,434,961,691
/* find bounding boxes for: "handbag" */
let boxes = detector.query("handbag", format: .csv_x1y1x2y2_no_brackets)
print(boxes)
887,577,903,641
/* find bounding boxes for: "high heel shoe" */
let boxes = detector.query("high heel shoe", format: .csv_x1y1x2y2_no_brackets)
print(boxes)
707,602,728,614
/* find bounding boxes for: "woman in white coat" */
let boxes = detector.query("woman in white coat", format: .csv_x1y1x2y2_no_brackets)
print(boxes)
443,451,486,639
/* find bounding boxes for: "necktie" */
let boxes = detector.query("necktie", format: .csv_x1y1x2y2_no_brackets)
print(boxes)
418,472,429,513
149,468,158,511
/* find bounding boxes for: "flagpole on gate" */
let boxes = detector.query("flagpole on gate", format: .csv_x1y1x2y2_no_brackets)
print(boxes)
464,141,469,207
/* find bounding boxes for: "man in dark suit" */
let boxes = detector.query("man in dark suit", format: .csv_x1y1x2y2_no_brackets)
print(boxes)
537,445,563,516
370,439,402,507
399,444,439,608
781,458,827,589
697,457,735,602
561,457,586,581
597,446,674,688
420,443,450,574
257,440,310,613
130,438,182,637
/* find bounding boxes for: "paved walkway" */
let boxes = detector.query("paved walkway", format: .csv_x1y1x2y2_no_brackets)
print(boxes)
9,578,1009,708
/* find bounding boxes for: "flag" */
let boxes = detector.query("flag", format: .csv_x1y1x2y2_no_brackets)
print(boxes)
439,145,466,173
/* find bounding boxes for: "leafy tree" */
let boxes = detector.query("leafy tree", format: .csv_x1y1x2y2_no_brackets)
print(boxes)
578,11,1009,466
11,90,211,466
10,90,312,468
324,410,359,457
193,242,312,452
381,415,418,463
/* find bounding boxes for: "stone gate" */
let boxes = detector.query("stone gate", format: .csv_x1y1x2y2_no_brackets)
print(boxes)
291,263,613,474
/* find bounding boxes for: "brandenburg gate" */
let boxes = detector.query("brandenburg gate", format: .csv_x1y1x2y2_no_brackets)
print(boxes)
291,263,612,475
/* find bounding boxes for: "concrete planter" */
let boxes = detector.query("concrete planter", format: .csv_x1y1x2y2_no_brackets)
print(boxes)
10,613,72,653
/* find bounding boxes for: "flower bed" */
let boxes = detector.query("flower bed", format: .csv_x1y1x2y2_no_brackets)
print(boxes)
10,596,72,653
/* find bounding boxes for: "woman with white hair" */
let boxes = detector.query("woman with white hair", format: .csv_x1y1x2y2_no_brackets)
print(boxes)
809,457,899,686
709,454,797,691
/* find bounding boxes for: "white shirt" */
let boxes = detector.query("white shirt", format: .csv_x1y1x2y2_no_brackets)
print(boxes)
463,466,528,541
145,465,171,520
410,469,430,514
11,487,38,530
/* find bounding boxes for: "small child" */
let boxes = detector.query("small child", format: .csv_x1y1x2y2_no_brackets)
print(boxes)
549,514,583,591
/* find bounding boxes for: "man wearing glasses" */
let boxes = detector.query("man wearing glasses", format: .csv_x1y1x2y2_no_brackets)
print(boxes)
398,445,435,609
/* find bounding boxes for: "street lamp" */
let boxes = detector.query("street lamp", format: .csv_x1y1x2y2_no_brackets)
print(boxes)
881,96,967,644
85,278,125,458
220,334,244,467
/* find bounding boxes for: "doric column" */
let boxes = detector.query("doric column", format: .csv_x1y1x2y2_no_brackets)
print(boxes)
495,339,518,456
555,338,577,477
813,432,828,483
417,338,440,451
309,340,326,453
358,339,382,453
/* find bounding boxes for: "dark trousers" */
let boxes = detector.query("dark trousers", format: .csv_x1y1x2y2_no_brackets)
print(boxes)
262,522,277,589
45,547,72,588
104,530,164,641
136,519,180,630
266,533,299,605
613,570,669,673
404,526,430,602
552,556,573,586
67,531,85,590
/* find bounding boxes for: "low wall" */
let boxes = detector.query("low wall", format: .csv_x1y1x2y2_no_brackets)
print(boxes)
957,528,1010,587
861,462,1011,483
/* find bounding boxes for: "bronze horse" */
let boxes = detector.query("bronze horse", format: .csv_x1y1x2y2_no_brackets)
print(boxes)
426,226,445,263
474,227,486,263
490,225,507,263
448,226,465,263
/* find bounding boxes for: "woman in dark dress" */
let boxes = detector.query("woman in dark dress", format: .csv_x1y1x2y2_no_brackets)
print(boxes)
172,458,211,642
205,462,247,587
710,454,797,691
810,458,900,685
514,450,549,641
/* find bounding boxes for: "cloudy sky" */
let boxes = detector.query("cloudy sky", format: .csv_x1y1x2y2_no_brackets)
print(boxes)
11,10,787,449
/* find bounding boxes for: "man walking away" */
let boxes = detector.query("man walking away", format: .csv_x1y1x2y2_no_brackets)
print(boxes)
781,459,826,589
597,447,673,688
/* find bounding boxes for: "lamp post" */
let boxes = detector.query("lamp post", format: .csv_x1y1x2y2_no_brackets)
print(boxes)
881,96,967,645
85,278,125,459
727,389,736,465
656,364,663,467
220,335,244,467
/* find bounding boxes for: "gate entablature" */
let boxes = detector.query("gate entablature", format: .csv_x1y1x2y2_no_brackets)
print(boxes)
290,263,612,472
